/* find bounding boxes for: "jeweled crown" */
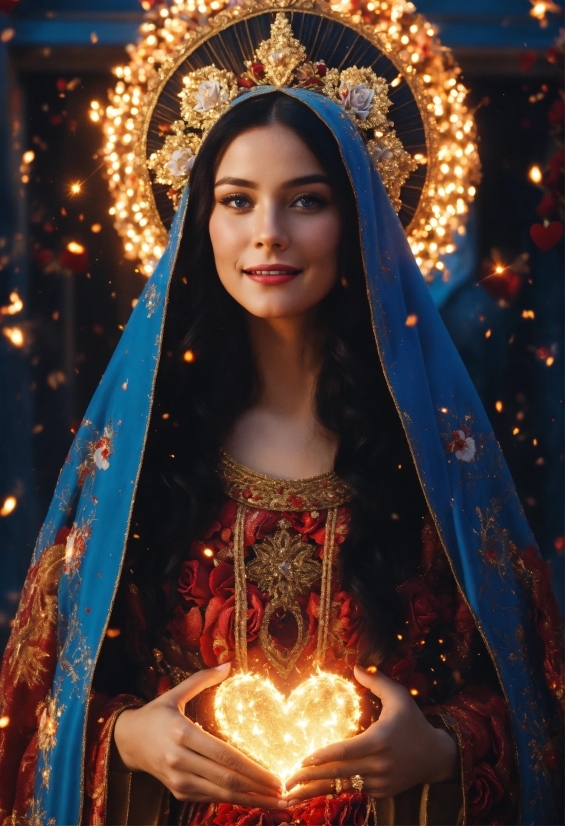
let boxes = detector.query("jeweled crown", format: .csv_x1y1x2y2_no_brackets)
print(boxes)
147,13,417,212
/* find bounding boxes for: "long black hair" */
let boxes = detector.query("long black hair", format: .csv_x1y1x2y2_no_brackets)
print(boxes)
130,92,427,666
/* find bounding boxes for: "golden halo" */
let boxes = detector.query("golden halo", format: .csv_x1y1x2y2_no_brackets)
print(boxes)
92,0,480,280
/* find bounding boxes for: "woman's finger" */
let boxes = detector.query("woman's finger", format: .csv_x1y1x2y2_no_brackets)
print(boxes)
300,728,383,768
167,662,232,709
179,719,283,792
161,744,284,799
171,772,288,810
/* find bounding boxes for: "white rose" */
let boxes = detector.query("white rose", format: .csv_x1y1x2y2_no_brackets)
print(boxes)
166,148,196,178
369,144,393,163
193,79,223,113
454,431,476,463
94,446,110,470
340,82,374,121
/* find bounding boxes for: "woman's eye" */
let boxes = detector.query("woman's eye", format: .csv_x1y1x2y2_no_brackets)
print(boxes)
293,193,328,210
220,194,252,209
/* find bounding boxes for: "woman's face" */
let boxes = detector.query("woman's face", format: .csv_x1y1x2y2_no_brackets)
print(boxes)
209,124,342,319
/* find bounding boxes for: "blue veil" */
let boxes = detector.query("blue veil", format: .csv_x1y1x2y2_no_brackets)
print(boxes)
31,88,559,824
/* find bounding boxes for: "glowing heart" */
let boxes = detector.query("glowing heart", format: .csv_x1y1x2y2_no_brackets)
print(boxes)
214,671,361,784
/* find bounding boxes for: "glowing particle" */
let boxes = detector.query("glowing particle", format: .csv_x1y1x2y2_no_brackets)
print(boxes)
0,716,9,728
495,401,503,412
67,241,85,254
0,496,17,517
546,357,555,367
485,329,492,339
1,292,23,316
203,548,214,558
513,427,520,435
70,183,82,194
522,310,535,319
409,688,419,696
366,665,377,674
3,327,24,347
405,314,418,326
106,628,121,638
22,150,35,164
183,349,195,363
528,165,542,184
91,223,102,233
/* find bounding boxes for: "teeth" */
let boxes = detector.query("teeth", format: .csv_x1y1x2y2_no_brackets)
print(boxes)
248,270,297,275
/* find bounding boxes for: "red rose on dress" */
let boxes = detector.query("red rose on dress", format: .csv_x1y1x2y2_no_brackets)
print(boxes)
245,509,280,544
213,805,291,825
291,792,366,825
397,578,441,641
178,559,213,606
200,583,265,666
209,561,236,599
286,510,325,538
468,761,505,819
381,643,429,699
202,499,239,540
333,590,363,650
169,604,203,648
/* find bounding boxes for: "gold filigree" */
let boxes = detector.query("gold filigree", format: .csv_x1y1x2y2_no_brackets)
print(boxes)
252,13,307,87
6,543,65,688
179,67,238,132
146,123,202,203
218,448,352,511
37,688,65,792
233,499,340,677
247,520,322,600
247,520,322,676
146,13,414,215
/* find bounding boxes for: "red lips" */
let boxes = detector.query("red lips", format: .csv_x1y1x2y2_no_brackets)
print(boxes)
243,264,302,285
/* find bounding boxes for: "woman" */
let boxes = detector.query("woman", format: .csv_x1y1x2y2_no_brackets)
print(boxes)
0,16,562,826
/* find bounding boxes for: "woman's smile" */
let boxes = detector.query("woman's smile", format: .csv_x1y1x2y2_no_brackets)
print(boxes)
243,263,303,284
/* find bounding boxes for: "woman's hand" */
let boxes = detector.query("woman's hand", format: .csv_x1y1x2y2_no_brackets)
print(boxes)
285,665,458,802
113,662,288,808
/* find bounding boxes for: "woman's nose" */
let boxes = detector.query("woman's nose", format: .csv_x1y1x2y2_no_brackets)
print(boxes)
252,205,289,251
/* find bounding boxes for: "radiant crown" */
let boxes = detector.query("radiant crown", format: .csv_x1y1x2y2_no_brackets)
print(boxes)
147,13,417,212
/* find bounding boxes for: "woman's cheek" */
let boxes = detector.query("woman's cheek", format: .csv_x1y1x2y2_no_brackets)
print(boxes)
295,213,341,271
209,211,248,283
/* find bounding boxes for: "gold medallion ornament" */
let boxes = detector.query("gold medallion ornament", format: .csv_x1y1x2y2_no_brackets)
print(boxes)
92,0,480,282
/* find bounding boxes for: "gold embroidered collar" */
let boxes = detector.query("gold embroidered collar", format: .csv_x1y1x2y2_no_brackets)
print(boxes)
218,449,352,512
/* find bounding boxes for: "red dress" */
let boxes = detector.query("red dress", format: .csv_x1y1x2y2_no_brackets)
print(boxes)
2,452,543,825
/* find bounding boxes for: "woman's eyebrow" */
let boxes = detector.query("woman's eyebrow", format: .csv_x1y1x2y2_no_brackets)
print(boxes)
214,176,256,188
282,174,331,188
213,173,331,188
